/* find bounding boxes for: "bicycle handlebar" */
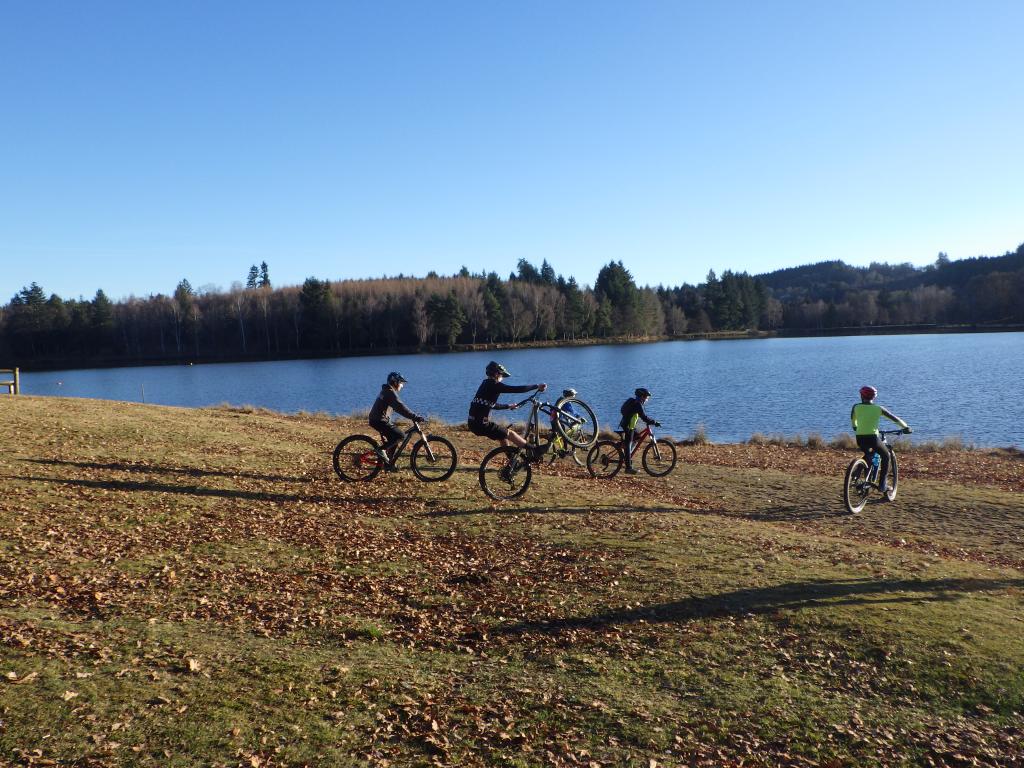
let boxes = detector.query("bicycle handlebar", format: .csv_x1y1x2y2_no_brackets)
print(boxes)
510,388,543,409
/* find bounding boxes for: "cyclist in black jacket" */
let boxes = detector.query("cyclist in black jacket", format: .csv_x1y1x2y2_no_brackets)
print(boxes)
619,387,660,474
468,361,546,456
369,372,423,469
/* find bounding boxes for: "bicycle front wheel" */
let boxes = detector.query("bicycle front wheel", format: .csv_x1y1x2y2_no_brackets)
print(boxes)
885,452,899,502
411,435,458,482
553,397,599,448
568,445,585,467
479,446,532,501
642,438,678,477
333,435,383,482
843,458,870,513
587,440,624,479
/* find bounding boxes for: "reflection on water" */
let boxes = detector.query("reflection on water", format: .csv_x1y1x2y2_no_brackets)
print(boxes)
21,333,1024,447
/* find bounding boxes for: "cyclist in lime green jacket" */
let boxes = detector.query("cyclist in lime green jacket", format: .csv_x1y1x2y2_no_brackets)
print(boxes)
851,386,912,494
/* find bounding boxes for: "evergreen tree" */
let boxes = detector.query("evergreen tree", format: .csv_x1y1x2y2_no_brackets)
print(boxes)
90,289,115,353
258,262,271,289
442,291,466,346
540,259,556,285
594,261,641,334
516,259,542,284
246,265,259,290
298,277,334,350
172,280,195,356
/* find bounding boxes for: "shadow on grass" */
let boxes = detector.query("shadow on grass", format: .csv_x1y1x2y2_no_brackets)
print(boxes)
426,503,652,518
9,473,423,507
704,504,841,522
21,457,306,484
493,576,1024,638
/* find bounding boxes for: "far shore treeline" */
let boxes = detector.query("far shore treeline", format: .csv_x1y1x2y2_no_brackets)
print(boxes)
2,243,1023,369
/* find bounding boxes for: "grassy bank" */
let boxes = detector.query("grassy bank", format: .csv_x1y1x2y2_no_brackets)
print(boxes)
1,396,1022,766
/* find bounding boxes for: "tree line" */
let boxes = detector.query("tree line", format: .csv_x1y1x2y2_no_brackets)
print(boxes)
2,243,1022,366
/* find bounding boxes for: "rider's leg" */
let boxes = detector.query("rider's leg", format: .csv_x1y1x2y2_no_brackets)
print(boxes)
506,428,546,460
857,434,888,489
373,422,404,467
505,429,528,449
877,440,892,491
623,428,637,473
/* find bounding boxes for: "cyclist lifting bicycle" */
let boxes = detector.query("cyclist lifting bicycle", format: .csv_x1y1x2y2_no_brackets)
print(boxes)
467,361,548,461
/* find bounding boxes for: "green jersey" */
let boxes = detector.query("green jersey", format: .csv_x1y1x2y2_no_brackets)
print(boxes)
851,402,908,436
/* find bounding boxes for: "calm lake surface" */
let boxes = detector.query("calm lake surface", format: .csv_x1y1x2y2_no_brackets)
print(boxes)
20,333,1024,448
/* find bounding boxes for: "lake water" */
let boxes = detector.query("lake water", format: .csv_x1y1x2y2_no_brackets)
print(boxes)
17,333,1024,448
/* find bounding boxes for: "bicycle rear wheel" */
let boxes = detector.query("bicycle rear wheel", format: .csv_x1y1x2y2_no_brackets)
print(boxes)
411,435,458,482
843,458,870,513
553,397,599,448
642,438,677,477
587,439,624,479
479,446,532,501
333,435,383,482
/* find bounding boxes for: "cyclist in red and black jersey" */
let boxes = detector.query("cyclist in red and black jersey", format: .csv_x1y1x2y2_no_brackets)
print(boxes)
468,361,546,455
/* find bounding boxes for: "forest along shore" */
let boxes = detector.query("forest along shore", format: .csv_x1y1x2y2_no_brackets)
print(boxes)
8,323,1024,373
2,396,1022,766
5,243,1023,371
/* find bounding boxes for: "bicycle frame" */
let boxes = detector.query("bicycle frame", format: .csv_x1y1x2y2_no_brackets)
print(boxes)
619,425,655,459
514,392,587,447
373,420,434,464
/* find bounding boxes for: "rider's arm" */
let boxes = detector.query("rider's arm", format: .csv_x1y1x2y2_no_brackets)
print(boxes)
636,401,657,425
496,382,542,394
494,382,542,409
386,390,420,421
880,406,909,431
850,404,858,431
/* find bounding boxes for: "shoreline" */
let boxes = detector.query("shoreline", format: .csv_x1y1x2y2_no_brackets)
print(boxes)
8,322,1024,374
6,395,1023,452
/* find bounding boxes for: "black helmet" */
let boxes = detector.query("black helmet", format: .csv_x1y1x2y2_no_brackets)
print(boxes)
387,372,407,386
635,387,651,398
562,388,577,399
485,361,511,377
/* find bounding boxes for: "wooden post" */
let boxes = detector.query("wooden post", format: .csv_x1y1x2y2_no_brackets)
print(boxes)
1,368,18,395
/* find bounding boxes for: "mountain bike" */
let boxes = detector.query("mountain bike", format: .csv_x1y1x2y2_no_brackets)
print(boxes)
479,390,599,501
842,429,907,513
586,423,677,479
333,420,457,482
523,392,593,469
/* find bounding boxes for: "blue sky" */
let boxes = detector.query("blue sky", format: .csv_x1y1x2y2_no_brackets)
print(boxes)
2,1,1022,301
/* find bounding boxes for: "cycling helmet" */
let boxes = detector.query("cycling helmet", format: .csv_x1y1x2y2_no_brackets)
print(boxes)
562,388,577,399
635,387,652,399
387,372,407,387
859,385,877,401
485,361,511,377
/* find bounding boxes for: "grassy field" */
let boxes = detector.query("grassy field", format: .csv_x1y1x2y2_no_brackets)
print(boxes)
1,396,1022,767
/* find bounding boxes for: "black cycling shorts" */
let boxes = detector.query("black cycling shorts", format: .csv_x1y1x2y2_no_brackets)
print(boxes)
467,418,509,441
370,420,404,447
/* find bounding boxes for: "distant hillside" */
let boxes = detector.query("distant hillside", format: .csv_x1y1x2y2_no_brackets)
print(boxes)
755,242,1024,328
